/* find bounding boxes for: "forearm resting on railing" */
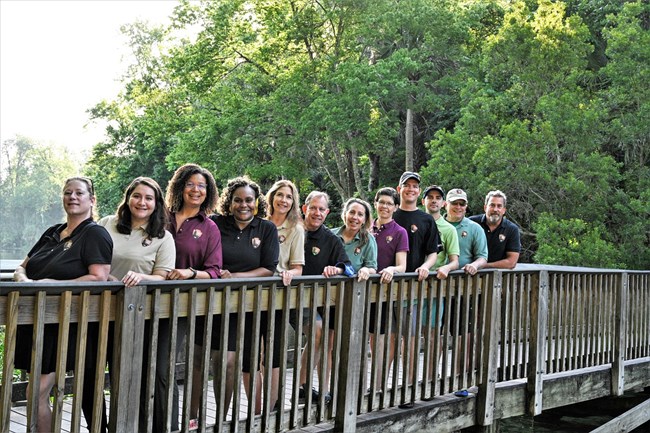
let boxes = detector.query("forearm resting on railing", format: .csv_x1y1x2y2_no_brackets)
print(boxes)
13,265,32,282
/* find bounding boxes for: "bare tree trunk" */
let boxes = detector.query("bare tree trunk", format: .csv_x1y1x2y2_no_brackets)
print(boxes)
368,152,379,192
350,147,367,201
405,108,413,171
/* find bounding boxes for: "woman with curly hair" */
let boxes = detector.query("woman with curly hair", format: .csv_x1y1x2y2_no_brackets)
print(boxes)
165,164,222,431
194,176,279,417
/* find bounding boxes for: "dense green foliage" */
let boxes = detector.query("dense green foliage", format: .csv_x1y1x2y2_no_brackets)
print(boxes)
76,0,649,269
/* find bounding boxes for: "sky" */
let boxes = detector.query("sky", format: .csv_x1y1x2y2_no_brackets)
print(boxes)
0,0,181,159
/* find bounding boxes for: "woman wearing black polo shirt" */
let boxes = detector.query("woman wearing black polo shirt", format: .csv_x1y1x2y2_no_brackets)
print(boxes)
196,176,279,417
13,177,112,432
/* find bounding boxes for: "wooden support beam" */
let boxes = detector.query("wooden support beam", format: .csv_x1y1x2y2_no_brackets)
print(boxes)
109,285,146,433
477,271,502,426
612,272,628,396
527,270,549,416
335,278,365,432
590,397,650,433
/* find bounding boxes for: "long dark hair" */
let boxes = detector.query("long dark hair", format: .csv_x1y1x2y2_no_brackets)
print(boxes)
116,177,168,238
219,176,268,218
165,164,219,213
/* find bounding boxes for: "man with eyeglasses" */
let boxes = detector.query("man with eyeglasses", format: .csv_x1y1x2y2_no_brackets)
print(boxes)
469,190,521,269
444,188,487,275
296,190,351,405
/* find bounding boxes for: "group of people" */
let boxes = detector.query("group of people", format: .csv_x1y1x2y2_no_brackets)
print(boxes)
12,165,520,431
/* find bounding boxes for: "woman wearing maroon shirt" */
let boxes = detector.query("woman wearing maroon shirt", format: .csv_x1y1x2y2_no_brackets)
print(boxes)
165,164,222,431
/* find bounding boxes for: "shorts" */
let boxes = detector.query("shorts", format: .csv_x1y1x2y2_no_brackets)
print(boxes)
368,301,396,334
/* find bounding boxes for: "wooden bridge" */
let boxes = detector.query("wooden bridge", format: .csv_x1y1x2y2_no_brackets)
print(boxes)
1,265,649,432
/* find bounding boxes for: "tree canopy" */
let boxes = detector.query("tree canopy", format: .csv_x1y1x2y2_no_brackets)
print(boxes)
75,0,649,270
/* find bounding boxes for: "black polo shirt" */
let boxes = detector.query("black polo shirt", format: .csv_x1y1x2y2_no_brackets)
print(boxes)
211,215,279,273
303,224,351,276
394,208,442,272
469,214,521,263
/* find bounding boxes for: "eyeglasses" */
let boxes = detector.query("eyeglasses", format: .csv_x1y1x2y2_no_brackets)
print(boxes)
307,206,328,213
376,200,395,207
450,201,467,207
185,182,207,191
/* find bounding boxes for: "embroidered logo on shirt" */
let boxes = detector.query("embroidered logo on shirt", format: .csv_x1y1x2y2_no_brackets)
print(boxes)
142,237,152,247
410,224,418,233
252,237,261,248
354,247,361,256
278,234,286,244
192,229,203,239
386,236,393,244
64,240,73,251
461,231,468,238
312,246,320,256
499,234,506,242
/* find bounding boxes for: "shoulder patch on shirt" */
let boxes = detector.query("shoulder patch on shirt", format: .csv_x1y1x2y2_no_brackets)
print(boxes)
461,231,468,238
354,246,361,256
192,229,203,239
252,237,261,248
312,246,320,256
64,240,73,251
386,236,393,244
499,234,506,242
410,224,418,233
278,234,286,244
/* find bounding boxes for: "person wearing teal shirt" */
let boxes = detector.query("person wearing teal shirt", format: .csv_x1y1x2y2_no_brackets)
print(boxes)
444,188,487,397
333,198,378,279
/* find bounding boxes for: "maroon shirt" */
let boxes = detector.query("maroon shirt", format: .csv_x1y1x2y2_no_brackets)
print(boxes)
169,211,222,278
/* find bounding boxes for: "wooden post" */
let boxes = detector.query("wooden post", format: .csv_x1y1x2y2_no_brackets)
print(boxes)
334,278,366,432
612,272,628,396
0,292,19,432
109,285,146,433
477,271,502,426
527,270,549,416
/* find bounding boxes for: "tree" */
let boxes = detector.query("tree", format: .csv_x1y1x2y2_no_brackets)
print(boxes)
0,135,77,258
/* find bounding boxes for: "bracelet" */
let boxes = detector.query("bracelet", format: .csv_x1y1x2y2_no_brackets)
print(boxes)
189,267,197,279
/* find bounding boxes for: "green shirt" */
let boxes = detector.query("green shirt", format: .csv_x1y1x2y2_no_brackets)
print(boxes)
332,227,378,272
433,216,460,269
448,217,487,268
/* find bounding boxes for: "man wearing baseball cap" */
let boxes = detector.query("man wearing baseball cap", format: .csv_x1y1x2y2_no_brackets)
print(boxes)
444,188,487,397
422,185,459,279
393,171,442,407
444,188,487,275
469,190,521,269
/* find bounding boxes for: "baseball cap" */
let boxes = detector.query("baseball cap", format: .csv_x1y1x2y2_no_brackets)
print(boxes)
423,185,445,199
399,171,421,185
446,188,467,203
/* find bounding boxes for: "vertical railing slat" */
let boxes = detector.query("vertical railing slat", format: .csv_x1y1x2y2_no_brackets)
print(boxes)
527,270,548,416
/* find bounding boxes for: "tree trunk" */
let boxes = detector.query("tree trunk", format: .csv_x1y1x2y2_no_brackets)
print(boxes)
405,108,413,171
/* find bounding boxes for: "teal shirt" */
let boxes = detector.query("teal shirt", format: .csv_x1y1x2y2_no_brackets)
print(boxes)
448,217,487,268
332,227,378,272
433,217,460,269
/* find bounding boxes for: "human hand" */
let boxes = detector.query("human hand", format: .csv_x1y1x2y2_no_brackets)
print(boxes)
280,270,294,286
380,268,394,284
415,267,430,281
322,266,341,278
463,264,478,276
122,271,143,287
357,267,370,282
436,267,449,280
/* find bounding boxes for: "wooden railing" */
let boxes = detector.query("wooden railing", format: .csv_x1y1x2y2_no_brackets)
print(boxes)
1,267,649,432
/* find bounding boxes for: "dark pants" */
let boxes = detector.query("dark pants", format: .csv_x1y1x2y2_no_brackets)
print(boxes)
139,318,186,433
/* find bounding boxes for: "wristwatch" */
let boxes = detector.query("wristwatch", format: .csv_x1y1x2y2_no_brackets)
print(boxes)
189,267,197,279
